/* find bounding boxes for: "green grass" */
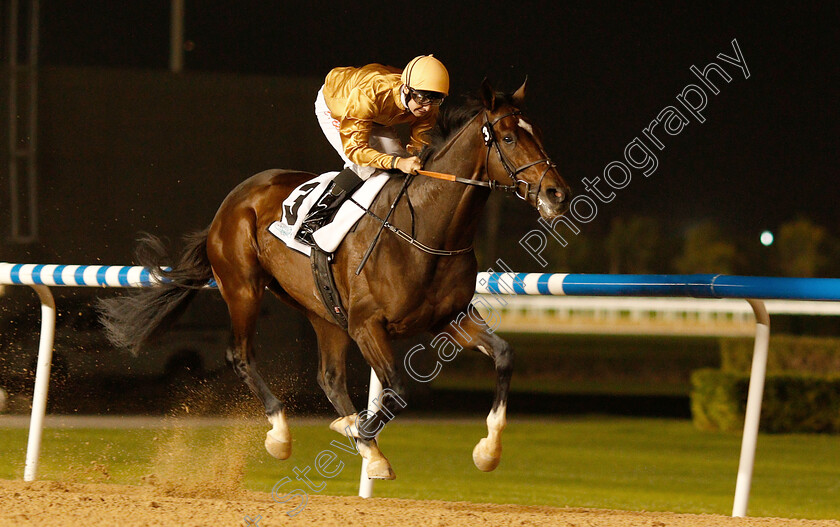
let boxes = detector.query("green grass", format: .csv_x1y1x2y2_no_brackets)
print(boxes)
430,375,691,396
1,418,838,519
431,333,720,396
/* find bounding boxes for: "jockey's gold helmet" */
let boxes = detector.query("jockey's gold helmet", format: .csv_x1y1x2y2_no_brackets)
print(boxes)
401,55,449,96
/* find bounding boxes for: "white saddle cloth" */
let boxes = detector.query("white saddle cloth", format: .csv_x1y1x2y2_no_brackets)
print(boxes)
268,171,390,256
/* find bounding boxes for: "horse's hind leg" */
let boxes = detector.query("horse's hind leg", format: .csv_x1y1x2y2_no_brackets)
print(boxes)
437,314,512,472
220,280,291,460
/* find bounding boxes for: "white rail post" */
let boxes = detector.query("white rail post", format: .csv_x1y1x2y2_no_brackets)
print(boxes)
732,299,770,517
23,284,56,481
358,367,383,498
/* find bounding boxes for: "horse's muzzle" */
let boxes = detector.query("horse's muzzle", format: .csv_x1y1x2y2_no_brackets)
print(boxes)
537,183,572,219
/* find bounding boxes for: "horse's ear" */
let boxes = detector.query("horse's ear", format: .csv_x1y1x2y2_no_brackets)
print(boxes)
480,77,496,110
512,76,528,106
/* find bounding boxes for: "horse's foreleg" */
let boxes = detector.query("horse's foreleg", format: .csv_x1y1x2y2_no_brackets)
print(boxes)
348,320,408,480
306,313,358,433
471,331,511,471
439,315,512,472
353,321,409,438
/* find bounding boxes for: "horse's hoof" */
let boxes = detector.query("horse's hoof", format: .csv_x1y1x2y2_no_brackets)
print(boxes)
366,458,396,480
472,438,501,472
265,431,292,460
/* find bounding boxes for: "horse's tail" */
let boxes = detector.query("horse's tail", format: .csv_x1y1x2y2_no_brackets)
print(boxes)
98,227,213,356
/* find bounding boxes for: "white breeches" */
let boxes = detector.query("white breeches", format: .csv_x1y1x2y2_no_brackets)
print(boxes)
314,86,405,181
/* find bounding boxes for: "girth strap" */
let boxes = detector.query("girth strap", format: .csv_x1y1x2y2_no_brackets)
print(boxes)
310,246,348,329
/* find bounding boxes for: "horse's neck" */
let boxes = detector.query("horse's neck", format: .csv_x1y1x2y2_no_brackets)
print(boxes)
412,122,489,249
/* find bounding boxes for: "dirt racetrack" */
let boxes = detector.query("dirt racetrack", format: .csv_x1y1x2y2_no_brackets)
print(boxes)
2,479,838,527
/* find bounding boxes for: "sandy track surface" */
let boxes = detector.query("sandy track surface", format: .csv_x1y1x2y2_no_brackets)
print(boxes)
2,479,838,527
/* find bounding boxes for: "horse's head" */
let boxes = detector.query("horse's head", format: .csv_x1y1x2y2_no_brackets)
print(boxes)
478,78,571,220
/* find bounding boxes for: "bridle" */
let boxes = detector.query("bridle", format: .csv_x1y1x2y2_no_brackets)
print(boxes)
354,107,559,265
480,110,556,202
418,109,556,203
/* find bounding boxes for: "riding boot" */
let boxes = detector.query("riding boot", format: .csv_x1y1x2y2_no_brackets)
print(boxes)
297,168,364,244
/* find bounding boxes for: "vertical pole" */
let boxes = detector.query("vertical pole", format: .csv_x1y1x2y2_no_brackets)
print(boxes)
732,299,770,517
23,284,56,482
358,368,383,498
169,0,184,73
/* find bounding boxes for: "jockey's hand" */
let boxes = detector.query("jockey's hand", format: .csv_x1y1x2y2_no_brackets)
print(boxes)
395,156,422,175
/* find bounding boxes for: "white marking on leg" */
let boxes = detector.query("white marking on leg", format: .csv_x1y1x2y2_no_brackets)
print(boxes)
268,411,290,442
329,413,359,438
265,410,292,460
473,402,507,472
356,439,373,460
358,439,395,480
486,402,507,444
476,344,492,358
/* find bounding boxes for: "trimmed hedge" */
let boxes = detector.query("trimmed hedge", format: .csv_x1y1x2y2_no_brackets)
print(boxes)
690,369,840,433
720,335,840,374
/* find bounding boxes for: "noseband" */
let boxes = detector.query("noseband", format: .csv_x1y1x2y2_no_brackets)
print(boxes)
418,109,557,202
358,109,558,262
481,110,556,201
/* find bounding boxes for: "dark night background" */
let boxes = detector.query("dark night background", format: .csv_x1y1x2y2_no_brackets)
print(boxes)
0,0,840,276
1,2,839,421
1,1,837,271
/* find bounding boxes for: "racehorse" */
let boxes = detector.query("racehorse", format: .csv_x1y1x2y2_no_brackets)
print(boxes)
100,79,571,480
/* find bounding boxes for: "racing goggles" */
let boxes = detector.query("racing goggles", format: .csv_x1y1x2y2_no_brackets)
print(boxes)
408,88,445,106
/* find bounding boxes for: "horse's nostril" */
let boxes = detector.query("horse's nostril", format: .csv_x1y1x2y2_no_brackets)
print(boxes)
547,188,564,202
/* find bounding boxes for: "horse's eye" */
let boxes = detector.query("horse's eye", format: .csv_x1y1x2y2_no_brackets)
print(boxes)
503,136,514,145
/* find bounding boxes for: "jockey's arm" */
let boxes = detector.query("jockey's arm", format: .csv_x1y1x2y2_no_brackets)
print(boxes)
339,118,396,171
393,116,435,174
339,118,423,175
337,94,435,175
338,91,403,171
339,118,406,170
406,113,436,155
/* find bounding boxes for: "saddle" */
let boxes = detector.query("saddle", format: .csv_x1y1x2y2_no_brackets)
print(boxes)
268,172,390,256
268,172,393,330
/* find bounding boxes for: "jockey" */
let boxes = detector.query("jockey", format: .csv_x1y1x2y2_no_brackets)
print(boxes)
298,54,450,241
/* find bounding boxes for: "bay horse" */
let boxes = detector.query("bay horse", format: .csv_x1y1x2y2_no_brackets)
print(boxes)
100,79,570,480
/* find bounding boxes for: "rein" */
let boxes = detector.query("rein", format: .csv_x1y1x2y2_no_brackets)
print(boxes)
350,195,474,258
354,107,557,265
418,110,557,201
416,169,517,192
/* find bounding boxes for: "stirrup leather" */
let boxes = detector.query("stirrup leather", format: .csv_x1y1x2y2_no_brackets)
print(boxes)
296,186,343,244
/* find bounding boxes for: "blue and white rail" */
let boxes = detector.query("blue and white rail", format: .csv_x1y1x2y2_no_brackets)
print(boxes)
4,263,840,517
476,272,840,300
0,263,156,287
4,264,840,299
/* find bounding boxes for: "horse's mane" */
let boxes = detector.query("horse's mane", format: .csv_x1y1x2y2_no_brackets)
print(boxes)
420,90,517,162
